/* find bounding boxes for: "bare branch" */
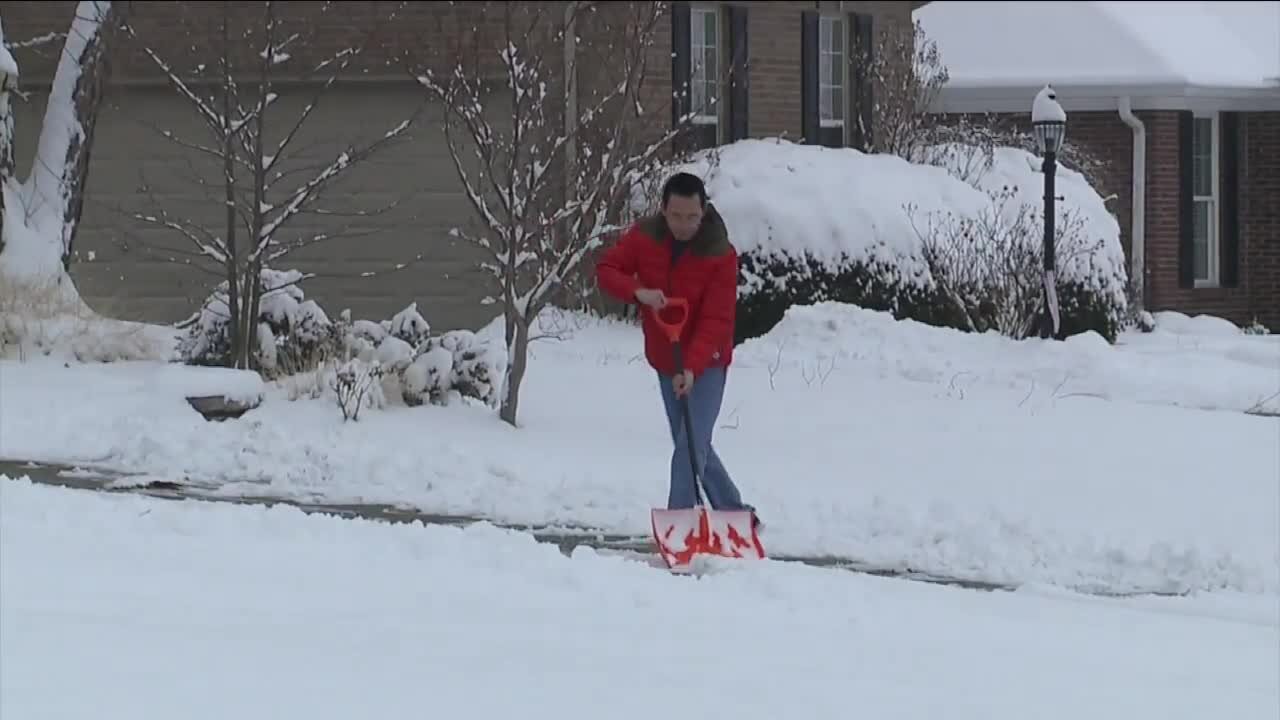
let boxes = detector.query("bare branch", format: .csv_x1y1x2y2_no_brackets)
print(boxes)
6,32,69,50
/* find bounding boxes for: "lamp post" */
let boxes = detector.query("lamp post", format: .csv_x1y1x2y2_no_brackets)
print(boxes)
1031,85,1066,339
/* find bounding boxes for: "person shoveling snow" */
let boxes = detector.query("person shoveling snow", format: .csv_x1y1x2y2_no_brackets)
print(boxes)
596,172,765,571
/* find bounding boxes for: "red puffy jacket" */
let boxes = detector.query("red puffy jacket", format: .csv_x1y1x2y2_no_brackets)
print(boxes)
596,203,737,377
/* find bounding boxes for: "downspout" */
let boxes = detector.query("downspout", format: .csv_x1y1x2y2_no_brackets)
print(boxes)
1117,96,1146,313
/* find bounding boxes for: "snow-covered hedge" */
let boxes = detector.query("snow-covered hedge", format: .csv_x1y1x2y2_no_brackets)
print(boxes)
180,273,506,410
633,138,1129,343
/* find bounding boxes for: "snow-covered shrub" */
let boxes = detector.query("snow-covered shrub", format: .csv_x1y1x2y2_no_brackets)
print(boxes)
402,344,453,406
179,268,344,377
400,329,504,408
630,138,1129,344
906,186,1121,340
330,358,385,421
386,302,430,346
288,301,507,411
1243,318,1271,336
1130,310,1157,334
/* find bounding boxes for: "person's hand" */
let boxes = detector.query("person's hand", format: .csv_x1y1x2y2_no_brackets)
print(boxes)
672,369,694,397
634,288,667,309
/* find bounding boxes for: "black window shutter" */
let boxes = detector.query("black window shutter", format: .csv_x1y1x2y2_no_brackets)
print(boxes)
671,2,692,131
1219,111,1240,288
800,10,819,145
851,12,875,151
1177,110,1195,289
727,4,749,142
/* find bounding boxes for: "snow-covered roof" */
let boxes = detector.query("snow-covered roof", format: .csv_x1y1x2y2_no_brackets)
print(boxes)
916,1,1280,113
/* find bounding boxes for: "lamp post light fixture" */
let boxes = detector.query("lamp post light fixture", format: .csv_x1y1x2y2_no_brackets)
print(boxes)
1031,84,1066,339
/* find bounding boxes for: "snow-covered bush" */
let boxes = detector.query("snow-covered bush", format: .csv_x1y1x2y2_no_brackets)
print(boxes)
402,344,454,406
386,302,431,346
178,268,344,378
300,303,509,410
1132,310,1157,334
1243,318,1271,336
399,329,504,408
629,138,1129,343
906,185,1120,340
330,358,385,421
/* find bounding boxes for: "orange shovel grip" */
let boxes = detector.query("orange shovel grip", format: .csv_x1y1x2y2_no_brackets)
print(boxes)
651,297,689,344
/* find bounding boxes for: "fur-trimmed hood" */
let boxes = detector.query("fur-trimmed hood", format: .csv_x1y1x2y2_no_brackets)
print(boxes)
635,202,732,257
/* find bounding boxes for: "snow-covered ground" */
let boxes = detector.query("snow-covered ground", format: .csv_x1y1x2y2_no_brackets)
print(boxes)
2,477,1276,720
2,303,1276,598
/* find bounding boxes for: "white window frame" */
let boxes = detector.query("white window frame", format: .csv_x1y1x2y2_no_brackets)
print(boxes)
1192,111,1220,288
690,6,722,127
819,15,846,132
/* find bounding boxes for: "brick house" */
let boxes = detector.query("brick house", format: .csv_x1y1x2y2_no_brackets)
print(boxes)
916,0,1280,332
4,1,920,331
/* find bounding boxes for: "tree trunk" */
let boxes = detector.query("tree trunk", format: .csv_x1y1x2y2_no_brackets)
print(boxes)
0,16,13,259
0,77,14,186
499,314,530,427
23,1,120,268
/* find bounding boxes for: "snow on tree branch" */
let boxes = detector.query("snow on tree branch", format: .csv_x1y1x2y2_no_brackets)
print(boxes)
123,1,423,371
415,1,686,425
5,31,69,51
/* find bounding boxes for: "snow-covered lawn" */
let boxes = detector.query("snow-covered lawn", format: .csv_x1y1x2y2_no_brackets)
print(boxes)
2,303,1276,598
2,478,1275,720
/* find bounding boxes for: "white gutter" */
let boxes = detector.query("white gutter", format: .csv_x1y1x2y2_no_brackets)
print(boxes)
1117,96,1146,313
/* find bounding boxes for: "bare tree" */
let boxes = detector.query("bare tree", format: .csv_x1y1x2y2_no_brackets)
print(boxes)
1,1,121,282
121,2,425,371
415,1,688,426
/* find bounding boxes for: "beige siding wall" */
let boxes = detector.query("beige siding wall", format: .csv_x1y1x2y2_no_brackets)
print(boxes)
13,82,505,331
5,0,920,333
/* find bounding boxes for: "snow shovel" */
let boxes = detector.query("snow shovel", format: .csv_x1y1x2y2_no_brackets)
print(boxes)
647,297,766,573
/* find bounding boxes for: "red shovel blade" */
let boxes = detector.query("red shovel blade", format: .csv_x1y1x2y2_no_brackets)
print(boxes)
651,507,766,572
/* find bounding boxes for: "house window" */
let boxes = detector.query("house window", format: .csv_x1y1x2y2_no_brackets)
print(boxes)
690,7,721,132
1192,113,1219,286
819,15,846,147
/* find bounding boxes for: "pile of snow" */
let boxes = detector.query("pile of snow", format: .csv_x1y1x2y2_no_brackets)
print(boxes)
2,304,1276,598
736,303,1280,415
1150,310,1271,337
642,137,1127,306
4,478,1275,719
1,186,178,363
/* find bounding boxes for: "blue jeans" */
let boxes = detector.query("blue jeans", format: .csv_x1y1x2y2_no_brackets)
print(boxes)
657,366,751,511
